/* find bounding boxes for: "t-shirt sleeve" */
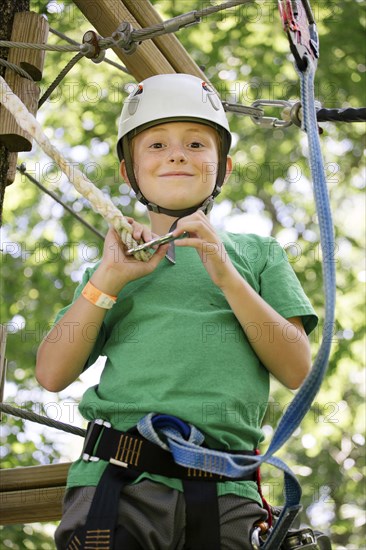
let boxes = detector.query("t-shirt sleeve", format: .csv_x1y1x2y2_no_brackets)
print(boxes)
52,266,106,369
260,238,318,335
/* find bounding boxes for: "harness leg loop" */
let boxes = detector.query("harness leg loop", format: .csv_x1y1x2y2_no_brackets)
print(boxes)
183,480,221,550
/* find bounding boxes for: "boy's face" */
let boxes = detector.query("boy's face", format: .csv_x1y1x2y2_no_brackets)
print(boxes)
121,122,230,212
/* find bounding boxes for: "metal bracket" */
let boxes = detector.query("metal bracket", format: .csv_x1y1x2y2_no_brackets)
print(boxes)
278,0,319,71
111,22,137,55
82,30,106,64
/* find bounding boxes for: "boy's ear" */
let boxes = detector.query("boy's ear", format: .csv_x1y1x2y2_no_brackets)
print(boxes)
120,160,131,187
223,155,233,186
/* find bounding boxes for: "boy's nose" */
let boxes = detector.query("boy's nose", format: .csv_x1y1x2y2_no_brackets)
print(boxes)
168,146,188,163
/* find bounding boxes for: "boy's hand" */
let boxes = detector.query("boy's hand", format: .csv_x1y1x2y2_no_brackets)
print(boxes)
91,218,169,295
172,211,238,289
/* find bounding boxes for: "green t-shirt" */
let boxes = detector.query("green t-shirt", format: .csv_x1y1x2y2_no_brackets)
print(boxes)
54,231,318,504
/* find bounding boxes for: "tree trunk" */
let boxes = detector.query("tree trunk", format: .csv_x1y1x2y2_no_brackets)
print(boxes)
0,0,29,225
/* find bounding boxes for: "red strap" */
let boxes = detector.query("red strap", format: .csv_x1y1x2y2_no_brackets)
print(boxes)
255,449,273,527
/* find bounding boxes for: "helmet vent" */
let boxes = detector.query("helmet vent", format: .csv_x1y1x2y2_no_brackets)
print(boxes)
128,98,139,116
202,81,220,111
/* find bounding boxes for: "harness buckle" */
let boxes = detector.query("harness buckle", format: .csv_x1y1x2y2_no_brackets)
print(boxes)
82,419,111,462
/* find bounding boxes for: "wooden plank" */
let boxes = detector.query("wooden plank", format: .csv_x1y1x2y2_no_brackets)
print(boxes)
73,0,175,81
0,486,65,524
0,464,71,525
123,0,206,79
0,463,71,492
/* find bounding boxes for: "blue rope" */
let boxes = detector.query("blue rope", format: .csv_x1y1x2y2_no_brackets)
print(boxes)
137,54,336,550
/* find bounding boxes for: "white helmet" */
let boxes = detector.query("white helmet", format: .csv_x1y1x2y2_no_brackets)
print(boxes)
117,74,231,217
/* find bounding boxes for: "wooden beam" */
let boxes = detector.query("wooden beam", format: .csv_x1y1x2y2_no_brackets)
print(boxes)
0,463,71,525
73,0,207,82
122,0,206,79
73,0,175,81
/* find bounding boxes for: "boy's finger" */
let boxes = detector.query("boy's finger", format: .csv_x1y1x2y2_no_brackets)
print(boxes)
152,243,170,261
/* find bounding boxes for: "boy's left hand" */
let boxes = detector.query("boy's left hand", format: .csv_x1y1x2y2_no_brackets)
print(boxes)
172,210,237,289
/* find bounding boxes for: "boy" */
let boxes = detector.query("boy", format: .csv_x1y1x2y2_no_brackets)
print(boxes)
36,74,318,549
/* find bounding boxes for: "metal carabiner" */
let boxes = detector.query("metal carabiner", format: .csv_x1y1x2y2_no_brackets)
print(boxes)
251,526,263,549
250,100,293,128
126,231,189,255
251,522,271,549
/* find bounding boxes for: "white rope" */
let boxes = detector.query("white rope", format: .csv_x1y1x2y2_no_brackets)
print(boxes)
0,76,151,261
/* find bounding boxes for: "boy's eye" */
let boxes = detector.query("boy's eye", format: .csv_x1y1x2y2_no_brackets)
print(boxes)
149,142,165,149
189,142,204,148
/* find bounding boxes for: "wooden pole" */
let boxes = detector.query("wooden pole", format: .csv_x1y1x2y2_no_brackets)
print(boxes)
0,0,30,222
0,12,49,152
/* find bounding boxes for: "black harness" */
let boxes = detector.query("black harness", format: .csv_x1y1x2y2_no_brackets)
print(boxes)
66,419,259,550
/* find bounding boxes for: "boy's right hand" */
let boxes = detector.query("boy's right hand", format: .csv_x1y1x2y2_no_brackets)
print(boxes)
91,220,169,296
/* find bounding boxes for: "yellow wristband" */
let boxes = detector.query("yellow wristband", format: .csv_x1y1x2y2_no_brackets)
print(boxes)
81,281,117,310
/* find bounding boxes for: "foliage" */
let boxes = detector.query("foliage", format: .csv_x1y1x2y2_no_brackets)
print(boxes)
1,0,365,547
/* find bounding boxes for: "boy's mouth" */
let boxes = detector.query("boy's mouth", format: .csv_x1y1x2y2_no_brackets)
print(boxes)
159,172,194,177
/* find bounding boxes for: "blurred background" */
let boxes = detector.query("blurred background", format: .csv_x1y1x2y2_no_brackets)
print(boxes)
1,0,365,547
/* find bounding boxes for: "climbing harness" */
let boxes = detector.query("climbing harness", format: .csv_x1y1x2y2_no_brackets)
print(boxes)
67,415,258,550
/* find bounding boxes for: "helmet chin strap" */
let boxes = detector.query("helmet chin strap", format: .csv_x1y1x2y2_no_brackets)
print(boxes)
164,197,216,265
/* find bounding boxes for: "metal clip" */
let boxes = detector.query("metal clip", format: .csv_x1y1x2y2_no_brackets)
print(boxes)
251,522,271,549
112,22,137,55
126,231,189,255
250,100,293,128
163,11,201,33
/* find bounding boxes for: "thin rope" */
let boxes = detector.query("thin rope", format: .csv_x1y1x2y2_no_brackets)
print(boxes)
0,40,81,52
316,106,366,123
0,58,33,80
0,402,86,437
126,0,253,43
38,52,84,108
0,75,151,261
17,164,105,241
